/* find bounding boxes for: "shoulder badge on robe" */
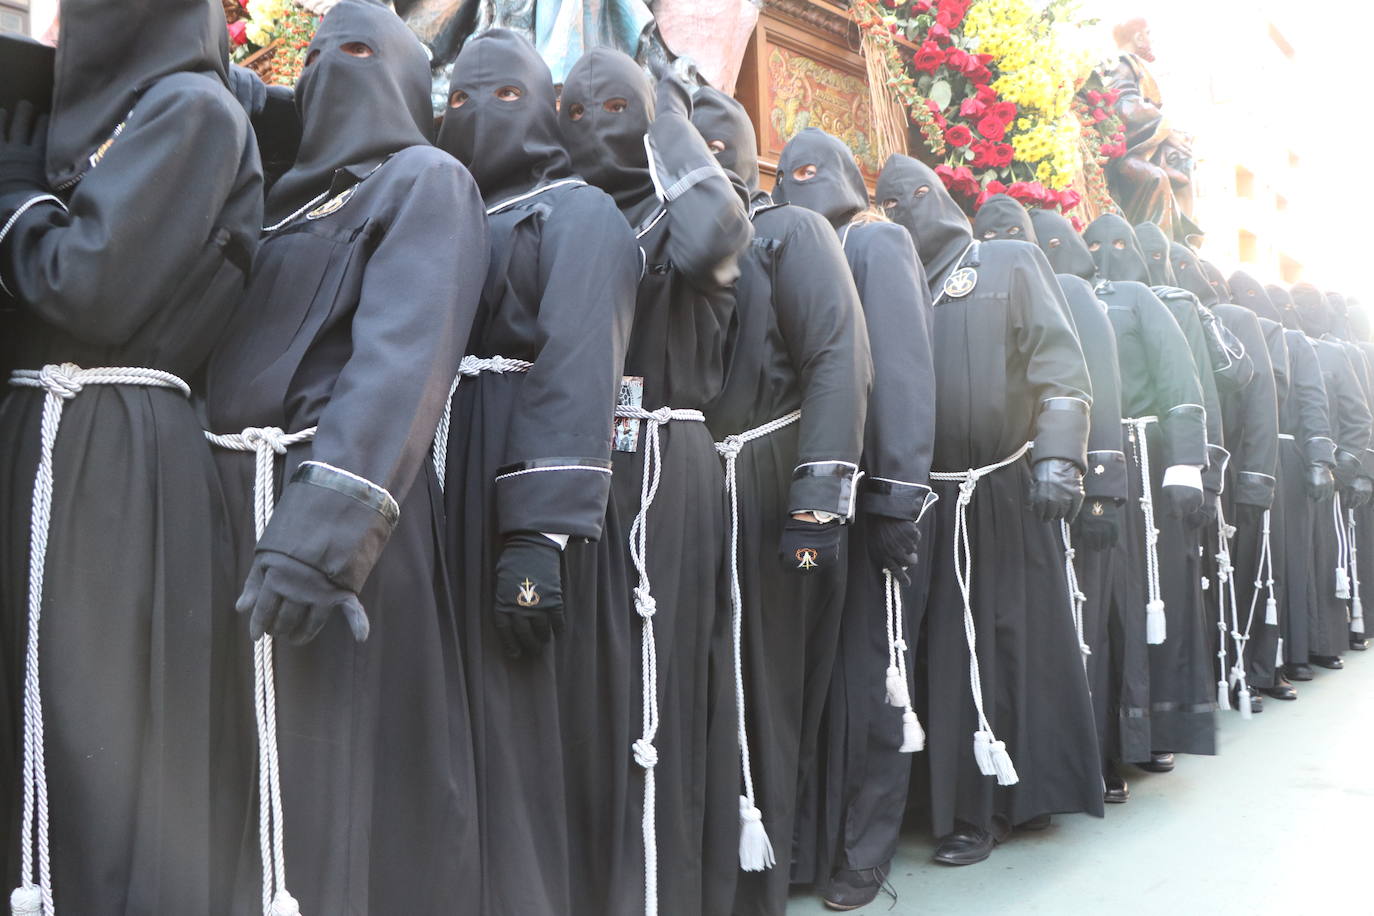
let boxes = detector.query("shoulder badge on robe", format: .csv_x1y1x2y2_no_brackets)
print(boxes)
307,186,357,220
516,578,540,607
943,266,978,299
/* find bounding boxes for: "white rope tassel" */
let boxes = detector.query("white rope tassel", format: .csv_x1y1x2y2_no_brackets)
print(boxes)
204,426,317,916
1213,510,1234,712
1334,493,1351,599
883,571,924,753
1348,509,1364,635
616,405,708,909
712,411,798,872
1218,504,1261,721
1276,636,1284,670
1263,510,1279,627
8,364,193,916
1125,418,1167,645
930,442,1031,787
1059,521,1091,676
431,356,533,489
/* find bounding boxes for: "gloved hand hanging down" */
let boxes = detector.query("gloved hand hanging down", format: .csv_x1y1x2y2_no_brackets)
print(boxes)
778,516,843,574
1344,476,1374,510
1305,462,1336,502
0,101,48,197
868,516,921,585
493,532,566,658
1186,490,1219,530
1028,458,1084,523
1072,498,1120,551
237,551,371,645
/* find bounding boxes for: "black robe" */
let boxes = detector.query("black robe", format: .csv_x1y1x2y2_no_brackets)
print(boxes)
204,144,488,914
0,11,262,907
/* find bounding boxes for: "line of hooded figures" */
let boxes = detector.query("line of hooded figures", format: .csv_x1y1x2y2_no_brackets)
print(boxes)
0,2,1367,915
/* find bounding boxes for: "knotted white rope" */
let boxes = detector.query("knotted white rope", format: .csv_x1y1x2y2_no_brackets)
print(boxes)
1334,493,1352,600
712,410,800,871
614,403,706,916
1123,418,1166,644
883,570,925,753
1214,505,1250,718
432,356,534,489
204,425,318,916
1059,521,1091,676
8,364,193,916
1348,509,1364,636
929,441,1032,787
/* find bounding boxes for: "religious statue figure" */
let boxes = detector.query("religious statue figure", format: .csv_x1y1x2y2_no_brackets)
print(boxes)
1102,18,1202,244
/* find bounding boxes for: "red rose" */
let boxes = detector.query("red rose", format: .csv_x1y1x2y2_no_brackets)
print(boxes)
986,180,1008,196
970,140,994,168
960,97,988,119
1007,181,1039,205
1105,89,1121,105
928,22,951,43
1070,216,1085,232
1058,188,1082,212
936,164,979,198
990,142,1014,168
976,85,999,105
945,124,973,147
913,40,944,73
967,64,992,85
914,0,933,11
936,7,964,29
1085,89,1102,105
987,101,1017,124
228,19,248,45
940,0,972,17
945,48,971,72
1091,108,1108,123
976,115,1007,142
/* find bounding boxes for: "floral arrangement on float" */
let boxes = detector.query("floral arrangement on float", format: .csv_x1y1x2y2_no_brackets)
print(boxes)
852,0,1129,223
224,0,323,85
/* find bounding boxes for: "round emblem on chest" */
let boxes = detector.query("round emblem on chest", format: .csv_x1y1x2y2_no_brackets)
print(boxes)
943,267,978,299
307,186,357,220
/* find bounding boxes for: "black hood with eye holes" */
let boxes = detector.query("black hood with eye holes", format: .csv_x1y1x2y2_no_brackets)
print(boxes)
1265,284,1303,332
558,47,655,220
1083,213,1150,285
1133,221,1175,286
972,194,1036,244
1292,284,1333,338
690,86,760,199
1200,260,1232,304
436,28,571,204
1229,270,1280,323
874,153,970,291
1348,298,1371,342
1325,291,1352,341
1028,208,1093,281
1168,243,1216,306
266,0,433,224
773,127,869,228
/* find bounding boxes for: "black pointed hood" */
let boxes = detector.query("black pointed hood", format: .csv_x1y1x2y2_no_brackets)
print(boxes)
1168,243,1216,306
1348,298,1371,342
1029,207,1094,281
1265,284,1303,332
874,153,970,290
1229,270,1279,323
47,0,230,188
1133,221,1175,286
972,194,1035,243
1292,284,1333,337
558,47,655,221
690,87,761,200
773,127,868,228
436,28,571,204
266,0,432,224
1084,213,1150,285
1200,260,1232,303
1326,291,1353,341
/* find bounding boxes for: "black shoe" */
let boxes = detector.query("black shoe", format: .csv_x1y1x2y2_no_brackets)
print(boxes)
1350,636,1368,651
820,865,893,911
932,820,1009,866
1139,752,1175,773
1018,813,1052,831
1104,772,1130,803
1261,680,1298,701
1248,692,1264,713
1311,655,1344,670
1284,663,1315,682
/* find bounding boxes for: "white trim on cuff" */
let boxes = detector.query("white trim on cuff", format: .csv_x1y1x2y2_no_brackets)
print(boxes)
1162,464,1204,491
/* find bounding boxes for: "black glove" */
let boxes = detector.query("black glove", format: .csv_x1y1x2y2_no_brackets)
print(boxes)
1344,476,1374,510
649,57,693,120
1306,462,1336,502
1028,458,1084,523
0,101,48,197
1186,491,1219,530
1161,483,1204,519
868,516,921,584
1231,502,1267,532
228,63,268,117
236,551,370,645
778,517,843,573
1071,498,1120,551
493,533,565,658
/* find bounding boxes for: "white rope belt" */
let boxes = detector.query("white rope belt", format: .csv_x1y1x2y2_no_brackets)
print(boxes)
204,426,318,916
432,356,534,488
8,363,193,916
1059,522,1091,676
928,441,1033,786
1349,509,1364,636
1123,418,1167,644
712,410,801,872
614,403,706,916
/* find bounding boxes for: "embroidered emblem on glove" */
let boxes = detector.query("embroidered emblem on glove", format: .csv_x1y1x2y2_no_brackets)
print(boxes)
795,548,819,570
516,577,541,607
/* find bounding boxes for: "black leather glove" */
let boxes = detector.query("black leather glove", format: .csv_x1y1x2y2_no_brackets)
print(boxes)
493,533,565,658
1071,498,1120,551
868,516,921,585
649,57,693,120
1306,462,1336,502
1028,458,1084,523
778,517,842,573
1344,476,1374,510
1186,491,1219,530
1231,502,1267,532
1161,483,1204,519
0,102,48,197
236,551,370,645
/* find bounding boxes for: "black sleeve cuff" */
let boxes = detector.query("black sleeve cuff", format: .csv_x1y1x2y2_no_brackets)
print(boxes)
787,460,859,518
859,477,935,521
1084,449,1128,501
1032,396,1090,471
1304,435,1337,466
1202,443,1230,494
1362,448,1374,479
495,458,613,541
1159,402,1207,468
1233,470,1276,508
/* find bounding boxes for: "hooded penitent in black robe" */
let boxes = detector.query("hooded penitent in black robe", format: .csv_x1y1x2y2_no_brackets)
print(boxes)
877,156,1102,839
1084,215,1216,757
686,105,873,916
0,1,261,911
1264,284,1338,669
991,202,1126,772
1292,285,1373,659
434,30,638,916
558,49,753,916
769,131,934,899
1343,301,1374,643
203,5,487,912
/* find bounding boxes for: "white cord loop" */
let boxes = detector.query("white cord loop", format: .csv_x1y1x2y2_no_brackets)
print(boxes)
614,403,706,915
431,356,534,489
1348,509,1364,635
1334,493,1351,600
1060,521,1091,674
883,570,925,753
1123,418,1166,644
712,410,801,871
9,364,193,916
929,442,1033,786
